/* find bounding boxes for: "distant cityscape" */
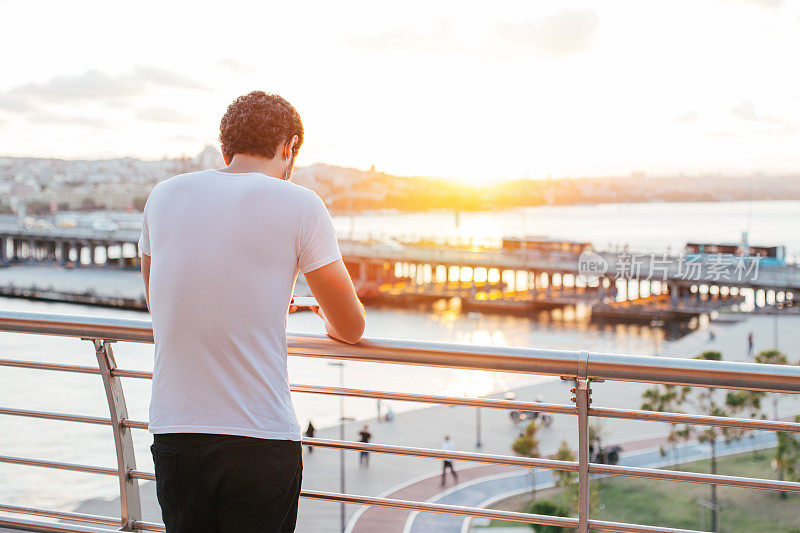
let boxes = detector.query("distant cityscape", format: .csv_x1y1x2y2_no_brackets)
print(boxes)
2,146,800,216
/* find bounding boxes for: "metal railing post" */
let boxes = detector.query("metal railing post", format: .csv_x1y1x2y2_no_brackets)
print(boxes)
91,338,142,531
575,377,590,533
573,349,591,533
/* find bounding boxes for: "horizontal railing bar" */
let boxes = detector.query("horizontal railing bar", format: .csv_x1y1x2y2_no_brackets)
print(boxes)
0,454,117,477
590,406,800,433
288,336,800,394
590,463,800,493
0,358,99,375
118,400,797,440
301,489,706,533
111,368,153,379
131,436,800,493
110,375,577,415
303,437,578,470
131,521,166,532
122,418,148,430
302,488,577,528
0,515,119,533
4,390,794,440
2,310,799,392
290,383,577,414
0,503,121,527
129,487,696,533
0,406,112,426
0,311,155,343
587,518,707,533
129,470,154,481
306,438,800,492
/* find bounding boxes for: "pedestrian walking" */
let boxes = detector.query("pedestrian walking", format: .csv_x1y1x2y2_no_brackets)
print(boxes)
747,331,754,355
441,435,459,486
305,420,315,453
359,424,372,466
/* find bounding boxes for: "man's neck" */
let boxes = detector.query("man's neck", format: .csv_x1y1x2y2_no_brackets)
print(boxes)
219,154,286,180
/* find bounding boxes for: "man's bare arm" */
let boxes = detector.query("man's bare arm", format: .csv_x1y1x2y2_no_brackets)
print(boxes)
304,259,365,344
141,253,151,314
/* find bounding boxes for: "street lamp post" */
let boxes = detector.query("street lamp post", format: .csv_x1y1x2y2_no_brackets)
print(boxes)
328,362,348,533
773,311,780,351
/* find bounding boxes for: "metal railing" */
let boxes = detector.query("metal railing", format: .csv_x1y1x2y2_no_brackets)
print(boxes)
1,309,799,533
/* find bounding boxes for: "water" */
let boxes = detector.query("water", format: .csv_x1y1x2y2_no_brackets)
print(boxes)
335,200,800,258
1,200,797,512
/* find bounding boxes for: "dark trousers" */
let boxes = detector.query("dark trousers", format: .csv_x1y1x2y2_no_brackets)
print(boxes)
441,460,458,485
150,433,303,533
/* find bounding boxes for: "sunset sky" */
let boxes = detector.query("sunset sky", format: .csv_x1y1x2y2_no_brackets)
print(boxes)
1,0,798,183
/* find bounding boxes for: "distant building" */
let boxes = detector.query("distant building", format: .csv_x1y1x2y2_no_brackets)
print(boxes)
193,145,224,169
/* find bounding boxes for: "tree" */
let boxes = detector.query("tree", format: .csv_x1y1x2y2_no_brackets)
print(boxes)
755,350,789,419
552,440,578,511
525,499,571,532
640,351,761,533
641,383,689,464
553,440,577,489
776,415,800,495
513,420,542,500
550,439,600,515
753,350,795,499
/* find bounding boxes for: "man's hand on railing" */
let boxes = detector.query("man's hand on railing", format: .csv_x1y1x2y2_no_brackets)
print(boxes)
288,293,349,342
309,302,360,344
288,294,300,314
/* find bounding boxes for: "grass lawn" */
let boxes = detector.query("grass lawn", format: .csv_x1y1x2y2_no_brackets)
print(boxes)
486,447,800,532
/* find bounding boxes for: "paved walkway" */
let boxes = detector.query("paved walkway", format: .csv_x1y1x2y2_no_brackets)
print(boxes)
404,431,779,533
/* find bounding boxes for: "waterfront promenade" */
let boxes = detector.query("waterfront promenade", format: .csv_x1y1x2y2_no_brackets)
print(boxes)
11,311,795,533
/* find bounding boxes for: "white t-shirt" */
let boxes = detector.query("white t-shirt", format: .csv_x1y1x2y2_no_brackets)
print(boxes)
138,169,342,440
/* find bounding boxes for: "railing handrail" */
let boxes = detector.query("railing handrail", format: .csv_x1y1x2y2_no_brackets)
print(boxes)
1,309,798,393
4,309,800,533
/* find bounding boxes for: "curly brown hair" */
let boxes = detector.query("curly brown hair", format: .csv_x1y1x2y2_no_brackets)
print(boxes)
218,91,304,162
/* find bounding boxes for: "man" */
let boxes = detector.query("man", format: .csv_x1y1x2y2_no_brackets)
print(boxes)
140,91,366,532
358,424,372,466
441,435,458,486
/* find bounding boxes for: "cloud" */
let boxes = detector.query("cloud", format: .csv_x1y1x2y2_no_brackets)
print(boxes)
730,101,760,121
497,9,599,57
0,66,209,115
730,100,795,134
346,21,467,54
136,107,194,123
133,66,209,91
675,111,699,123
723,0,782,7
4,70,142,107
706,130,737,138
28,111,109,129
0,92,37,112
217,58,253,74
169,134,199,142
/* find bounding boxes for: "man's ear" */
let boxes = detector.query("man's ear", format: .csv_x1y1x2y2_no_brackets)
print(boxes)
284,135,298,160
221,145,231,165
